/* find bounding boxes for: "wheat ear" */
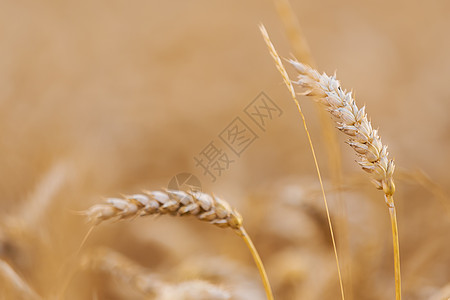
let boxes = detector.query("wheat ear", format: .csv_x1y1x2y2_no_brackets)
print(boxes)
83,189,274,300
260,24,345,300
289,60,401,300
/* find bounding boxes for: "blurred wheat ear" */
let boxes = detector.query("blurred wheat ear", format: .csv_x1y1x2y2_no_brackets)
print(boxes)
0,259,41,300
82,189,274,300
289,60,401,300
81,247,231,300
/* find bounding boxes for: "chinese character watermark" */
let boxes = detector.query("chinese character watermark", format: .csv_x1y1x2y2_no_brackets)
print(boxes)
194,142,235,182
192,91,282,182
219,117,258,156
168,172,202,192
245,92,283,131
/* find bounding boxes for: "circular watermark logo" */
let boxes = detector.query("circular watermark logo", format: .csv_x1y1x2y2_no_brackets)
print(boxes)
168,172,202,192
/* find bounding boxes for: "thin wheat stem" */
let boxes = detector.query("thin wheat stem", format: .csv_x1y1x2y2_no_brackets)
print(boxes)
56,225,96,298
260,24,345,300
292,85,346,300
387,197,401,300
236,227,274,300
272,5,353,296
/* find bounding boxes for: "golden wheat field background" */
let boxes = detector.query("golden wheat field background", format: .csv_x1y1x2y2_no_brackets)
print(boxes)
1,0,449,299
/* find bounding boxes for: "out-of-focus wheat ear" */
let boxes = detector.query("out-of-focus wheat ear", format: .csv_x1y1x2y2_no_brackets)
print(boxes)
81,248,231,300
0,259,41,300
2,161,70,244
156,280,231,300
428,283,450,300
289,60,401,300
260,24,345,300
21,161,70,228
81,189,274,300
81,247,167,296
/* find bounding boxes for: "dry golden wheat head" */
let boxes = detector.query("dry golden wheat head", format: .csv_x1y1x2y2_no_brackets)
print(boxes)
83,190,243,229
289,60,396,200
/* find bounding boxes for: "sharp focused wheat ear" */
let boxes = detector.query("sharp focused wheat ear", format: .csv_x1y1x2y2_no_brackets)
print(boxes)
289,60,402,300
82,190,274,300
289,60,395,198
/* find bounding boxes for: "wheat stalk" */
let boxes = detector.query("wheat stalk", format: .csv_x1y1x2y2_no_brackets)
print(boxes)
82,189,274,300
289,60,401,300
273,2,354,297
260,24,346,300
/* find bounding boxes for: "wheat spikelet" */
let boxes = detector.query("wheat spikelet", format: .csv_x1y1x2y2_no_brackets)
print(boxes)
289,60,396,201
83,190,243,229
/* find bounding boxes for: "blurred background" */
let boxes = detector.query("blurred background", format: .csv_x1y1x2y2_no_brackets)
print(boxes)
0,0,449,299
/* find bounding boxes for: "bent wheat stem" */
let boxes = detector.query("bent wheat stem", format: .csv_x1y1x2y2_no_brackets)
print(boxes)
236,227,274,300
